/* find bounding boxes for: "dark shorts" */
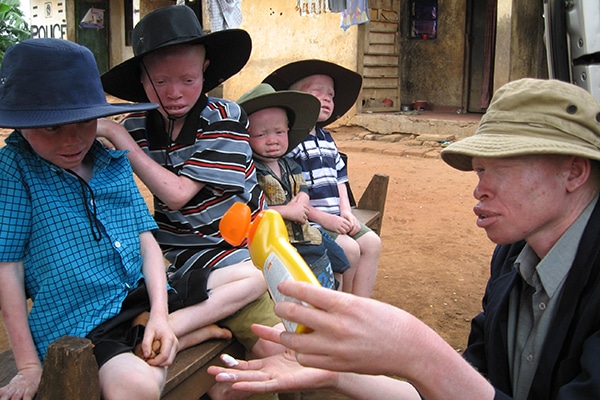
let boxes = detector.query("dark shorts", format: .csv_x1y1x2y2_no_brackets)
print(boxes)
86,280,187,368
86,281,149,368
87,276,281,367
320,230,351,273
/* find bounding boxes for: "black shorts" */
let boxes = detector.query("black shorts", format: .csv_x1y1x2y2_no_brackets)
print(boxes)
86,280,187,368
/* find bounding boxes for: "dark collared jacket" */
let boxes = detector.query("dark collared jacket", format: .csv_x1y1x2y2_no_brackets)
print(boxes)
463,200,600,399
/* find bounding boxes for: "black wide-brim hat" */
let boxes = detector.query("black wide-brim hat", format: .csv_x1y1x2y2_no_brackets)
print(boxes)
101,5,251,102
237,83,321,152
0,38,157,129
262,59,362,127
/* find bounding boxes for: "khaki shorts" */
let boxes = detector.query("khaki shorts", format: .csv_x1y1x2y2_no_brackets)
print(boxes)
322,221,372,240
218,292,281,352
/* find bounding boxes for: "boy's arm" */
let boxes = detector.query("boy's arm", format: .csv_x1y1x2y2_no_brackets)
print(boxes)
97,119,205,210
138,231,178,366
270,192,310,224
337,183,361,235
307,205,353,234
0,261,43,399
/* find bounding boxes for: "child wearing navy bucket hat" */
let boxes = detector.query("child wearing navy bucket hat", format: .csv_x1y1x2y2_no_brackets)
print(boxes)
0,38,180,399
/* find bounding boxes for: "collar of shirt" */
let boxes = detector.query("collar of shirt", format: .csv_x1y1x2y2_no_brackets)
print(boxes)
515,194,599,297
147,94,208,146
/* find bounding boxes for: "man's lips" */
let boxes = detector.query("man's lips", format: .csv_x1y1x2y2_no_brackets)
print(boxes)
474,206,498,228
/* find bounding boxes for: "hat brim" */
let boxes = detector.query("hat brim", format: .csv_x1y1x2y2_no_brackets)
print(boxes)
0,102,158,129
441,131,600,171
102,29,251,102
262,59,362,127
240,91,321,152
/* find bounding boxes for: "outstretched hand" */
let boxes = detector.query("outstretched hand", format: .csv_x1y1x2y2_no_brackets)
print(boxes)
208,349,339,394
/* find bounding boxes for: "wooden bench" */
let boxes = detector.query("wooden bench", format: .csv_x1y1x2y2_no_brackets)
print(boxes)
341,152,389,236
0,336,244,400
0,158,389,399
349,173,389,236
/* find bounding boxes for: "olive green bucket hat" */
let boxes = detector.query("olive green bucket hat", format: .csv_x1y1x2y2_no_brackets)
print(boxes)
441,78,600,171
237,83,321,153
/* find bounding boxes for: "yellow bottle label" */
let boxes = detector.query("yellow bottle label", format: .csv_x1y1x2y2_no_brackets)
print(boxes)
264,252,312,333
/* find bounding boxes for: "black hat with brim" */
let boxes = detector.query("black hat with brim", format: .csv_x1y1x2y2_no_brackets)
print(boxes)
101,5,251,102
262,59,362,127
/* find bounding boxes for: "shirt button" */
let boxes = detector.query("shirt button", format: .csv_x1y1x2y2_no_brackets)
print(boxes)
114,241,121,248
538,302,546,310
526,353,534,362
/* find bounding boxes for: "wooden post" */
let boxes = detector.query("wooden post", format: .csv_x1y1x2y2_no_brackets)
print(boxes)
36,336,100,400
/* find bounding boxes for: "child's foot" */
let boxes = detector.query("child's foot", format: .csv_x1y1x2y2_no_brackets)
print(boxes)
178,324,233,351
132,311,150,327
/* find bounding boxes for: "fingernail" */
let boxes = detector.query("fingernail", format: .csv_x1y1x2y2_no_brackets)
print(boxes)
218,372,239,381
222,353,239,367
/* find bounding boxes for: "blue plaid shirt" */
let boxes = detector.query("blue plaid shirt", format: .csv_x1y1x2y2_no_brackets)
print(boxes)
0,131,157,360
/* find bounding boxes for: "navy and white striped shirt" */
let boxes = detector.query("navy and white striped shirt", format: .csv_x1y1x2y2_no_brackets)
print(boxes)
286,126,348,216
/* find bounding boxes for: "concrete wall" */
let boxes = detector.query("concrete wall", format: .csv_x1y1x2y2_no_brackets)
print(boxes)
94,0,548,128
225,1,360,125
108,0,131,67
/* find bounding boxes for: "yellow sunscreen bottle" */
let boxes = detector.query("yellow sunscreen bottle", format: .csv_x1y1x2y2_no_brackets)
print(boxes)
220,202,321,333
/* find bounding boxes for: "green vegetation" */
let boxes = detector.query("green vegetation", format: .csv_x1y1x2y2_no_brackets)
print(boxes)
0,0,30,65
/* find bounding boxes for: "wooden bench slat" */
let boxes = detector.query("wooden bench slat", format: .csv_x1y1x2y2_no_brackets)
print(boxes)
162,338,244,399
0,349,16,388
352,173,389,235
351,208,381,229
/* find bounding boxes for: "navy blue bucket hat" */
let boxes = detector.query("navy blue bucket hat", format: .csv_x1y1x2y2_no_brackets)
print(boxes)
0,38,157,129
101,5,252,102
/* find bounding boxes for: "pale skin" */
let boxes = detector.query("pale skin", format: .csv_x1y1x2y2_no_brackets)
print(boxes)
207,153,598,398
247,107,311,225
96,44,285,369
0,121,178,400
289,74,381,297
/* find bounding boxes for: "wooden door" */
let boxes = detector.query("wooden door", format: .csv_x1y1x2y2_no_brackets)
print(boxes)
358,0,400,113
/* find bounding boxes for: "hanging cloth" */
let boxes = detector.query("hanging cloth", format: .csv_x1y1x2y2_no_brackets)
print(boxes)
297,0,329,17
207,0,243,31
328,0,347,13
341,0,370,30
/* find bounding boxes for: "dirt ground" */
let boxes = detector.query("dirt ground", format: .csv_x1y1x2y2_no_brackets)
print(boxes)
0,128,496,396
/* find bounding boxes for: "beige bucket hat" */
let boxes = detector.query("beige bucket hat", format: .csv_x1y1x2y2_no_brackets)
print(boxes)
441,78,600,171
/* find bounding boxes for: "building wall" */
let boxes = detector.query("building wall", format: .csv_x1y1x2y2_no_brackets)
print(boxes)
82,0,548,124
226,1,361,125
399,0,467,111
107,0,131,67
